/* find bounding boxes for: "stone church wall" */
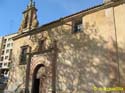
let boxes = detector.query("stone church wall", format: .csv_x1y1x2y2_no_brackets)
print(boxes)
6,3,125,93
7,36,34,92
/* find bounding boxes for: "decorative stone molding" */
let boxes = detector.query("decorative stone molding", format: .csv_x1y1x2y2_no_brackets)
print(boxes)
30,31,51,52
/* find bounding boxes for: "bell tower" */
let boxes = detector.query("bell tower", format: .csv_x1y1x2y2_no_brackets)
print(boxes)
18,0,39,33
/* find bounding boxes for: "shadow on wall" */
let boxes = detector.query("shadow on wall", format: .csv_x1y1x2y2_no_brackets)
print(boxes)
6,53,26,93
5,21,125,93
50,22,125,93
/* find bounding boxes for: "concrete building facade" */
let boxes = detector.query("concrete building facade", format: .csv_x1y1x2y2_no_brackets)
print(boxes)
6,0,125,93
0,33,17,77
0,37,3,58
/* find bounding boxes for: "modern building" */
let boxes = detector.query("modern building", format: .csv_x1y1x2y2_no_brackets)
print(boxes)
0,33,17,77
5,0,125,93
0,37,3,58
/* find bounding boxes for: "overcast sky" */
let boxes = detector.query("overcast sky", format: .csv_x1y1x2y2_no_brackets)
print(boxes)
0,0,102,36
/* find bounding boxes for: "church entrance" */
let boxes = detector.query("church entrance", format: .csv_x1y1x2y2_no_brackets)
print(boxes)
32,64,46,93
33,78,40,93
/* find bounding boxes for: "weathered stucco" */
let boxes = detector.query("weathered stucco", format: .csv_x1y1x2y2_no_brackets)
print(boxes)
7,2,125,93
114,3,125,87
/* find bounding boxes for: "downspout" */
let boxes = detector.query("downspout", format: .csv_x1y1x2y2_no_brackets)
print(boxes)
25,46,32,93
112,6,121,91
52,40,58,93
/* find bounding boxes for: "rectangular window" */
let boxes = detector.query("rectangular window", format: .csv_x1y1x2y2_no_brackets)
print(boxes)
8,62,11,67
4,63,8,66
5,56,8,60
3,45,5,49
9,49,12,60
8,38,11,41
2,51,4,55
0,63,2,67
6,49,9,53
73,20,83,33
7,43,10,47
4,39,7,43
20,46,28,65
1,57,3,61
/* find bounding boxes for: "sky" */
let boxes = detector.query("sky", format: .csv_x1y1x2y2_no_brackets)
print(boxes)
0,0,103,36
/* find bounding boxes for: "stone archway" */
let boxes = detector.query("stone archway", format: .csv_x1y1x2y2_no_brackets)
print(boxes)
32,64,47,93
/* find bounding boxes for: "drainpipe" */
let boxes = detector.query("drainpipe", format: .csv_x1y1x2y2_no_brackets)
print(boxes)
25,46,32,93
112,7,121,92
52,40,58,93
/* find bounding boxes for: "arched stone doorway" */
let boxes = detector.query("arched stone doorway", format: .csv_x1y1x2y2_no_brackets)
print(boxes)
32,64,46,93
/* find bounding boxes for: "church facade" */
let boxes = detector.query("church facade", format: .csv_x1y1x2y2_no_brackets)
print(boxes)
6,0,125,93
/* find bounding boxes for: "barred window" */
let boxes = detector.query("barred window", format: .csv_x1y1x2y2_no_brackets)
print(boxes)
73,20,83,33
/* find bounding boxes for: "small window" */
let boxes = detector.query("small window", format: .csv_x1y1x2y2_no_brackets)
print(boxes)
73,20,83,33
9,49,12,60
7,43,10,47
4,63,8,66
1,57,3,61
20,46,28,64
4,39,7,43
8,62,11,67
2,51,4,55
6,49,9,53
5,56,8,60
0,63,2,67
3,45,5,49
8,38,11,41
